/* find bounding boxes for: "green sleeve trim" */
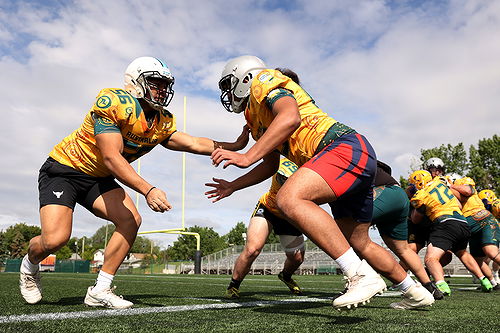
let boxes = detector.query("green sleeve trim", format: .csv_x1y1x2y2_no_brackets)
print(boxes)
265,88,295,110
93,115,120,135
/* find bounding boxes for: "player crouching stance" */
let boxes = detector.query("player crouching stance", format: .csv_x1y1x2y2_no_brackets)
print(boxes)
20,57,249,308
224,158,305,298
207,56,388,310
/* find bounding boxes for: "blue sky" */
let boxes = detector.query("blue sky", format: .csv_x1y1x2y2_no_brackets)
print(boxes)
1,0,499,248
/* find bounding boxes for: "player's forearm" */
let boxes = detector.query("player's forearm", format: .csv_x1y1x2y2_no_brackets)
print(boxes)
245,112,299,164
229,154,279,191
230,161,278,192
451,184,473,197
102,154,153,195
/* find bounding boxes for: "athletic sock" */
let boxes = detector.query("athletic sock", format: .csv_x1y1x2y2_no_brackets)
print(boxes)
21,254,39,274
228,278,242,289
336,247,362,276
490,279,498,287
92,270,114,293
394,274,415,293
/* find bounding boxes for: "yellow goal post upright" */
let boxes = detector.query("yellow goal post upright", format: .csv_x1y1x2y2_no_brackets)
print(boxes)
137,96,202,274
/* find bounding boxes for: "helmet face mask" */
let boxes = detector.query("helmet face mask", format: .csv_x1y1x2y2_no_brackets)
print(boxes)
124,57,175,110
219,55,266,113
219,73,244,113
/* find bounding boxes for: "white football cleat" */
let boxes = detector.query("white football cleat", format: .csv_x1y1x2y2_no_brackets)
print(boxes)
333,260,386,310
390,282,435,310
20,271,42,304
84,286,133,309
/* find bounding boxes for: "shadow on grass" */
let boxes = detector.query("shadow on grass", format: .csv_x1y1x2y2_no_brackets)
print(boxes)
251,302,369,325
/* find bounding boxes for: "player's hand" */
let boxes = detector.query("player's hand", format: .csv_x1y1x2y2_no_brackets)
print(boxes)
145,187,173,212
204,178,234,202
211,149,252,169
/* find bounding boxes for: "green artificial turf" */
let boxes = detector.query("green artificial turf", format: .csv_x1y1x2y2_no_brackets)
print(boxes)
0,273,498,332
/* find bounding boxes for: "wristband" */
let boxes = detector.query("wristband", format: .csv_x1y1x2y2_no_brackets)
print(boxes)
145,186,156,198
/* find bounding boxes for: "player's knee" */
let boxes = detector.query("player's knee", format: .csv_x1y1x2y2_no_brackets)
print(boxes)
244,245,261,259
115,212,142,233
41,235,69,253
276,191,295,217
292,251,305,265
424,256,439,267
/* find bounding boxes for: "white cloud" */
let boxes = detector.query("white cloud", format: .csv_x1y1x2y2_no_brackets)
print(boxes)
1,0,499,248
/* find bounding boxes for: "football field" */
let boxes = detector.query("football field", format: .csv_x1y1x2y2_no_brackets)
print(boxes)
0,272,498,332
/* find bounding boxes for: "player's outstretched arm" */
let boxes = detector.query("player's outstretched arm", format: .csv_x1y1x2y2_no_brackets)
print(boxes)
163,125,250,155
95,132,172,212
211,97,300,169
205,151,279,202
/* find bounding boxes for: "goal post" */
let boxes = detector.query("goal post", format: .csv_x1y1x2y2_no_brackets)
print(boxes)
137,96,201,274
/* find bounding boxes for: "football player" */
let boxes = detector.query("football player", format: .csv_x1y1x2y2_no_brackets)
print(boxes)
408,170,492,295
478,189,497,211
371,161,438,306
20,57,250,308
224,158,305,299
424,157,446,177
206,56,420,310
450,177,499,290
478,190,500,284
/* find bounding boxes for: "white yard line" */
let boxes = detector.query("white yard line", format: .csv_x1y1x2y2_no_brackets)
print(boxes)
0,297,329,324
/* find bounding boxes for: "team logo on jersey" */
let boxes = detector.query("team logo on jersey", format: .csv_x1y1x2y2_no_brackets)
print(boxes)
53,191,64,199
96,96,112,109
258,72,272,83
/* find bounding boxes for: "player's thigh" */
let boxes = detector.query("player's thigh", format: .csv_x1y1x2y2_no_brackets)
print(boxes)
92,188,141,228
482,244,500,259
39,204,73,245
277,167,336,206
246,216,272,250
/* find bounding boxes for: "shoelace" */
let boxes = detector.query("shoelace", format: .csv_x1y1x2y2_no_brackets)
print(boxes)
23,273,41,289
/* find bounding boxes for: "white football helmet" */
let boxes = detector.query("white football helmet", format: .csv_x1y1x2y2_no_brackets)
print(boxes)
425,157,445,172
124,56,175,110
219,55,266,113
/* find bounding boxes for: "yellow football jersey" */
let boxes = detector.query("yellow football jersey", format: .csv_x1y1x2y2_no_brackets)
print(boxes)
50,88,176,177
492,199,500,219
454,177,485,217
259,158,298,218
411,177,464,222
245,69,339,167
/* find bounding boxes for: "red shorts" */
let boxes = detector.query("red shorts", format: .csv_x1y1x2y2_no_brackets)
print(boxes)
303,133,376,223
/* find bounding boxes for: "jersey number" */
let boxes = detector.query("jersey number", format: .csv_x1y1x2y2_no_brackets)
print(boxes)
282,160,297,173
429,183,455,204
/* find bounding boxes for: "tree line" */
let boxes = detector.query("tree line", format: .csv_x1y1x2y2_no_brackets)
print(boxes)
399,134,499,194
0,221,279,262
